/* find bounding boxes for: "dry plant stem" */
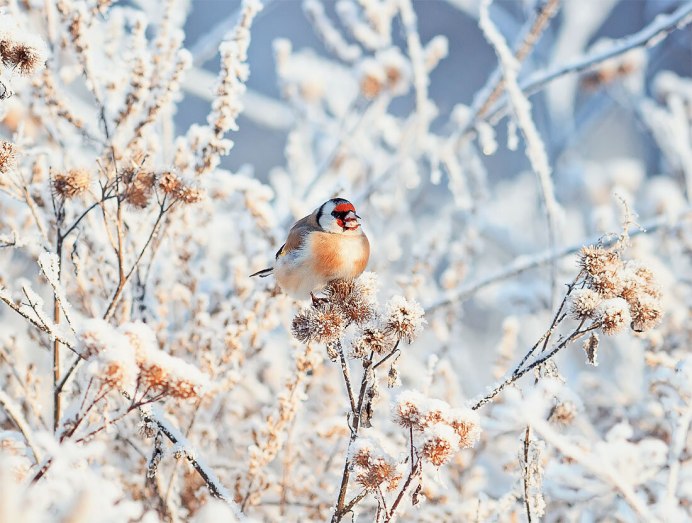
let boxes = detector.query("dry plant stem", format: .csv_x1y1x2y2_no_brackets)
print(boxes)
531,417,658,521
473,0,560,123
522,426,532,523
426,208,691,313
472,321,595,411
332,339,402,521
0,390,43,463
103,200,170,321
482,1,692,128
387,457,421,521
338,342,357,415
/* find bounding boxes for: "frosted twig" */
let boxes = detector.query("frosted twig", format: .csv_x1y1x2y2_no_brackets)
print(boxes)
470,0,560,124
483,1,692,126
426,207,692,313
398,0,429,136
0,390,43,464
141,408,244,519
479,0,560,307
531,417,659,522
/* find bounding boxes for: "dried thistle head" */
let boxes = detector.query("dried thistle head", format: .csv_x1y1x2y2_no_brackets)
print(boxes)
444,408,481,449
578,245,621,277
0,140,18,173
384,296,425,343
629,293,663,333
53,168,91,198
568,288,602,320
596,298,631,335
291,304,345,344
175,185,204,205
325,278,376,325
548,401,578,426
158,170,183,195
393,390,427,431
124,171,156,209
351,326,391,357
350,440,401,492
421,424,460,467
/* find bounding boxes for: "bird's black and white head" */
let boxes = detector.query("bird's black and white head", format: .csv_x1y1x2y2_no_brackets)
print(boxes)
316,198,362,234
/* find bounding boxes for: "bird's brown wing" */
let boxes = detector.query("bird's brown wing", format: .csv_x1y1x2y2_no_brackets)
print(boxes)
276,213,321,259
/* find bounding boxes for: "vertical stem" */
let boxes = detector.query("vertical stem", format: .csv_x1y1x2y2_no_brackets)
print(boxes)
52,233,63,433
523,425,533,523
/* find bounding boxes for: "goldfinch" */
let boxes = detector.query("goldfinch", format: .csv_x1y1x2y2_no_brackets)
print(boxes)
251,198,370,300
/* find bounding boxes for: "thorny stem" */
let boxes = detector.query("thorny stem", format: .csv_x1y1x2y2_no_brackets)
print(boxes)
523,426,533,523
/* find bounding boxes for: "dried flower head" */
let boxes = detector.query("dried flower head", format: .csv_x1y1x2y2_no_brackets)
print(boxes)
175,185,204,204
325,278,376,325
548,401,578,426
0,140,17,173
357,58,385,99
578,245,620,276
393,389,427,430
291,304,345,344
629,292,663,333
0,28,47,76
568,288,602,319
596,298,631,335
53,168,91,198
384,296,425,343
124,171,156,209
583,332,599,366
158,170,183,195
444,408,481,448
350,439,402,492
421,424,461,467
351,326,391,356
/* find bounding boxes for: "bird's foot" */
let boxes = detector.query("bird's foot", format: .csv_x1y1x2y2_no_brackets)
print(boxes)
311,293,328,308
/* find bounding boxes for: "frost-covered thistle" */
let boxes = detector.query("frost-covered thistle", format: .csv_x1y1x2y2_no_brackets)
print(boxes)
421,424,460,466
595,298,631,335
52,168,91,199
291,303,346,344
0,140,17,173
568,288,602,319
350,438,402,492
384,295,425,343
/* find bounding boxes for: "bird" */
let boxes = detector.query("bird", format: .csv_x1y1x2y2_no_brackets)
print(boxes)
250,198,370,301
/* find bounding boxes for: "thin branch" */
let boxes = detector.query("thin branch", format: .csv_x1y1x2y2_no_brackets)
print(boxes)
483,2,692,127
426,208,691,314
0,390,43,464
471,322,599,411
522,426,533,523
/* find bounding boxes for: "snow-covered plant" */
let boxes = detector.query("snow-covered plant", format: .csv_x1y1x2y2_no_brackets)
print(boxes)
0,0,691,522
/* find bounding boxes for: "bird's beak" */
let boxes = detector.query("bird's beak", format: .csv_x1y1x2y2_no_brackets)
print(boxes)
343,210,360,228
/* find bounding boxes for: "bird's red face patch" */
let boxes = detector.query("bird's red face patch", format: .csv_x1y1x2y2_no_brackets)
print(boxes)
334,202,356,214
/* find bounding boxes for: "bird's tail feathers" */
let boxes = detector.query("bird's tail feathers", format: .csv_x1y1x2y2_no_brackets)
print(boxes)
249,267,273,278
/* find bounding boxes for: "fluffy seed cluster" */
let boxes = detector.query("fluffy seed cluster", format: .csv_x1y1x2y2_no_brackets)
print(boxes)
351,326,391,357
350,438,402,492
324,277,377,325
384,296,426,343
0,140,17,173
158,170,204,204
0,18,47,76
291,303,346,344
122,322,209,400
53,168,91,198
393,390,481,467
577,246,663,335
123,168,156,209
568,288,601,320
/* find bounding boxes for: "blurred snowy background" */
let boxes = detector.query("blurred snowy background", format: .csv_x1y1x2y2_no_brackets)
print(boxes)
0,0,691,521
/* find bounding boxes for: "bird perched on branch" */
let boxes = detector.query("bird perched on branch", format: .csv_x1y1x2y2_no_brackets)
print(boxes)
251,198,370,302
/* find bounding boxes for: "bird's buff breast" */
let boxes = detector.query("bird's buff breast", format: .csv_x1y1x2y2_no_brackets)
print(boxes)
309,231,370,280
274,231,369,298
